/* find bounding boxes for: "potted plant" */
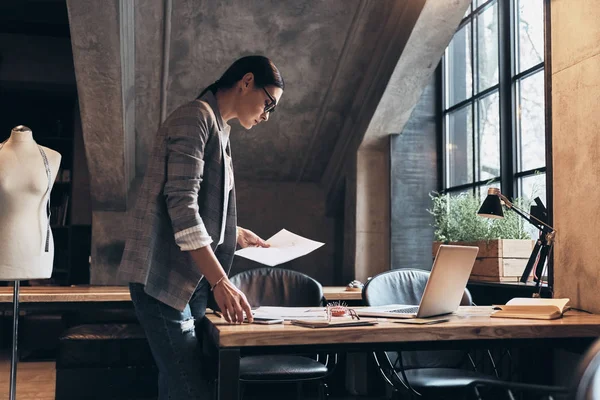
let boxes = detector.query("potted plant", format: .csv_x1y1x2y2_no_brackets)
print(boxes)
428,191,535,282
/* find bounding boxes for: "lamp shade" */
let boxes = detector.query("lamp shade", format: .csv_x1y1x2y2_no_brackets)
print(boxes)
477,194,504,219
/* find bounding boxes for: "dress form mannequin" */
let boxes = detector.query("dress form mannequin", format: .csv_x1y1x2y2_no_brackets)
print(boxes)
0,125,61,279
0,125,61,400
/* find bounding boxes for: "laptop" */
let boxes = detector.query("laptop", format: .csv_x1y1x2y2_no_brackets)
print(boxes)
356,245,479,319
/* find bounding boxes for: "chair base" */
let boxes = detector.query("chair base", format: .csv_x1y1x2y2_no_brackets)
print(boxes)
392,368,501,398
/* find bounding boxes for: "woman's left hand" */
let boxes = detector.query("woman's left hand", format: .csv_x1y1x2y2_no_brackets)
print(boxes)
237,227,270,249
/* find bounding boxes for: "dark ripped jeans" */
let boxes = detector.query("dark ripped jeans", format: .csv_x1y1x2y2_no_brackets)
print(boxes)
129,280,211,400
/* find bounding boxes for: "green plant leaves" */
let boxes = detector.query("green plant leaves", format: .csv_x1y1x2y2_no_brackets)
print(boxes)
428,191,531,242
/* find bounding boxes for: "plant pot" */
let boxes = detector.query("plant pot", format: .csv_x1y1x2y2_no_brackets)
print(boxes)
432,239,535,282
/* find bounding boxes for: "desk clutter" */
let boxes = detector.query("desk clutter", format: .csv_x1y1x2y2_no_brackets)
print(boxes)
345,279,364,292
251,304,378,328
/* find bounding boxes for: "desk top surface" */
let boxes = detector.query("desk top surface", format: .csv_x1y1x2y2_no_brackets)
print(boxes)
0,281,546,303
206,307,600,348
0,285,361,303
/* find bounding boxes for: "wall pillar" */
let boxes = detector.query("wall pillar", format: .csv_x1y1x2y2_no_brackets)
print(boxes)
67,0,136,283
551,0,600,312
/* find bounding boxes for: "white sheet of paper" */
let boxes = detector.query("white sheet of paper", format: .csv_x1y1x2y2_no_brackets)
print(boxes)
234,229,324,267
253,306,328,321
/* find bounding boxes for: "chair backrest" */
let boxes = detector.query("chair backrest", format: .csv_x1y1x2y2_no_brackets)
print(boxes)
363,268,472,369
230,268,324,307
574,338,600,400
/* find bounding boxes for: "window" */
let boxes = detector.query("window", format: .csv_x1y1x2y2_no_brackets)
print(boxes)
441,0,546,233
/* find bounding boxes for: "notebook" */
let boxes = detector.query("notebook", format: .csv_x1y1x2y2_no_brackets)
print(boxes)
356,245,479,319
291,317,378,328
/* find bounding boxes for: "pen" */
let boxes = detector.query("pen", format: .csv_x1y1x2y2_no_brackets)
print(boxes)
214,310,223,319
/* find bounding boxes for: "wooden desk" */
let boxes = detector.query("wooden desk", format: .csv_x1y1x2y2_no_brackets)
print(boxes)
205,307,600,400
322,286,362,301
0,286,131,303
0,285,361,304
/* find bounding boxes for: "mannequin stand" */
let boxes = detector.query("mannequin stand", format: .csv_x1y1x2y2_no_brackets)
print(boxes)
9,281,19,400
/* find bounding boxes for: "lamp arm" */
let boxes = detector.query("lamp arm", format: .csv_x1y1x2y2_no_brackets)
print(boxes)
498,194,555,234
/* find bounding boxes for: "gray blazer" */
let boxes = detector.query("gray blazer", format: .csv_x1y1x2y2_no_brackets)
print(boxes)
118,91,237,311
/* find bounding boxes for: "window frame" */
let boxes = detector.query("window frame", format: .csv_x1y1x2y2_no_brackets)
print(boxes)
437,0,553,286
439,0,547,201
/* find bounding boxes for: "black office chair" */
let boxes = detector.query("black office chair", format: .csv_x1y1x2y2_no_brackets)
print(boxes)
468,336,600,399
363,268,502,399
229,268,337,400
573,339,600,400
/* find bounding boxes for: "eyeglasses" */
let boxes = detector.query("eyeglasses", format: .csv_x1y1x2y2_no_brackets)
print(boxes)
262,87,277,114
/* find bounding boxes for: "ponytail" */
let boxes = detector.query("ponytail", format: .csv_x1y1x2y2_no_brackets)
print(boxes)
198,79,221,98
197,56,284,99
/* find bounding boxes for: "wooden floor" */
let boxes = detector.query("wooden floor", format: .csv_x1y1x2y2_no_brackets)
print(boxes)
0,356,55,400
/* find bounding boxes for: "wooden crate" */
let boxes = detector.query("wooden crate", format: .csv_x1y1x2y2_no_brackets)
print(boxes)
432,240,535,282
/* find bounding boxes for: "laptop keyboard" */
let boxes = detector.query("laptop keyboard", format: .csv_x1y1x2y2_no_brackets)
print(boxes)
386,306,419,314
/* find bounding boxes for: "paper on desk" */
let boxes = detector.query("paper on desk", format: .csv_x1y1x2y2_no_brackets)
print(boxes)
253,306,328,321
234,229,324,267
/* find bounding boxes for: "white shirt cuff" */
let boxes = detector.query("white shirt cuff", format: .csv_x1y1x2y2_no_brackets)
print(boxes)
175,225,213,251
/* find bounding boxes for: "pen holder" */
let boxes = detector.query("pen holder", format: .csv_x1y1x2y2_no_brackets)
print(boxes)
329,305,348,317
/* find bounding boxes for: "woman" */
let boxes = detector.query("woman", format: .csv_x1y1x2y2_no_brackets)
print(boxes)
118,55,284,399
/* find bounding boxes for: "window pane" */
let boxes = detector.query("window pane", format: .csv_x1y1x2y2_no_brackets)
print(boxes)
517,70,545,172
518,173,547,239
446,105,473,187
476,91,500,181
447,187,472,200
476,1,499,92
464,3,472,19
519,173,546,204
516,0,544,73
445,23,472,108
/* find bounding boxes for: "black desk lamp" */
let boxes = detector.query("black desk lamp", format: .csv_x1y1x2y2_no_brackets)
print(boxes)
477,188,556,294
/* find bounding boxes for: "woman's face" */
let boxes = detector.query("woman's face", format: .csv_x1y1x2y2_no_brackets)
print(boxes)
236,74,283,130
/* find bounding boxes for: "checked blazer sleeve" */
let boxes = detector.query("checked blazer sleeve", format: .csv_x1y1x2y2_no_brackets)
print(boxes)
164,117,214,251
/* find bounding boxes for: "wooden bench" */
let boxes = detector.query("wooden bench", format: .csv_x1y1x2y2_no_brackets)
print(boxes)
55,323,157,400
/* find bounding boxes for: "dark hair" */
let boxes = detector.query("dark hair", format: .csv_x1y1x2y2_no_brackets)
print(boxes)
197,55,285,99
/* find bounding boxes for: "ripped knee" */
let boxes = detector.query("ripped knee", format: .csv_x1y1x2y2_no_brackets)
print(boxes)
180,318,195,333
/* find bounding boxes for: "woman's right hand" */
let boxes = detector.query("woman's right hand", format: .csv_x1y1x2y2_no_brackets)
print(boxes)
212,277,253,324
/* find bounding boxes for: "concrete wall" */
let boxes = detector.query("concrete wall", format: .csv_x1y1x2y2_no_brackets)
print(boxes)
335,0,469,282
65,0,469,285
68,0,136,281
68,0,134,211
134,0,164,176
71,101,92,225
551,0,600,312
127,0,347,284
390,77,438,271
164,0,364,182
354,148,390,282
231,181,337,285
